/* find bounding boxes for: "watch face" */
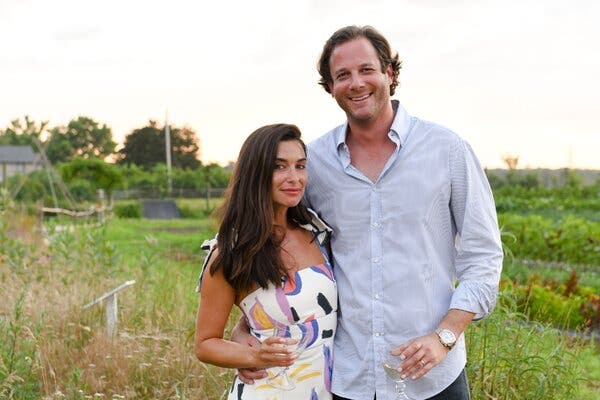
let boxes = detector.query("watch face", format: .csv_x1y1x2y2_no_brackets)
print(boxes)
440,329,456,344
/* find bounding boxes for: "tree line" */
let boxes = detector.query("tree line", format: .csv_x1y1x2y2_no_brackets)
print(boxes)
0,115,201,169
0,116,232,205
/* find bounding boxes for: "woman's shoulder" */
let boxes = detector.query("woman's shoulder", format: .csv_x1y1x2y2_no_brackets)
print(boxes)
298,208,333,246
196,236,219,292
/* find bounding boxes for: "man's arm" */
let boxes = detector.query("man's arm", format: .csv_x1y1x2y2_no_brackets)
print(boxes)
392,137,503,380
447,138,503,320
230,316,269,383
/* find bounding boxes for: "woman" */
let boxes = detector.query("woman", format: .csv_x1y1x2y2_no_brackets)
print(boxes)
195,124,337,400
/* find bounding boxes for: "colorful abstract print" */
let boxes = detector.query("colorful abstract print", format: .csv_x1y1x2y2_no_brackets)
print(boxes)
230,260,337,400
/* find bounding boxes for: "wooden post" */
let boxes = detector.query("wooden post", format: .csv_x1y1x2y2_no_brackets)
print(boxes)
97,189,105,224
105,293,118,336
83,280,135,337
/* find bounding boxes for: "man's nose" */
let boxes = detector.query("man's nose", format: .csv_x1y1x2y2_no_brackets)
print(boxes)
349,73,364,90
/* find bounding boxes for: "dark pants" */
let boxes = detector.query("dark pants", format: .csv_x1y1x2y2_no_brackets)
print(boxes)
332,369,470,400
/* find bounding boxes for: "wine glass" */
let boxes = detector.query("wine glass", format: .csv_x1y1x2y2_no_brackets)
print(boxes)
266,323,310,391
381,350,415,400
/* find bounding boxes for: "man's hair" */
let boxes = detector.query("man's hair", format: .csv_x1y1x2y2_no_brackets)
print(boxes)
317,25,402,95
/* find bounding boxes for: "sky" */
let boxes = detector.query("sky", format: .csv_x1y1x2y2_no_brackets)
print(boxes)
1,0,599,169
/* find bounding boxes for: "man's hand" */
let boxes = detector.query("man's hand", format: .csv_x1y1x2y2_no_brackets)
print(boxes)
230,318,267,384
391,333,449,380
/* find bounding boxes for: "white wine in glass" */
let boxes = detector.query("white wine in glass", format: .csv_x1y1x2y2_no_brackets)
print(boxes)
266,323,311,391
382,351,415,400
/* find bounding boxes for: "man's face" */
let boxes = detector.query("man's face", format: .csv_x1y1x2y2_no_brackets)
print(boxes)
327,37,393,125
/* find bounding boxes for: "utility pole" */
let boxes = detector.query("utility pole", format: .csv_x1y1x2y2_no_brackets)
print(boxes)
165,111,173,197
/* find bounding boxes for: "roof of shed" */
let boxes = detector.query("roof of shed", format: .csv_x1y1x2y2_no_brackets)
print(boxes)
0,145,39,163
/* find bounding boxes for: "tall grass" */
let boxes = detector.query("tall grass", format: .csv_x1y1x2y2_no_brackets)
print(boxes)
1,202,598,399
466,293,587,399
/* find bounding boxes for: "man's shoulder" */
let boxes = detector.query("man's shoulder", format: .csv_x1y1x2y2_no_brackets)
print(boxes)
410,116,464,149
307,123,343,154
415,116,460,139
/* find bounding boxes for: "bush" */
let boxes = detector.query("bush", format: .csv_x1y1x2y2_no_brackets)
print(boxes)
500,276,600,331
67,178,96,202
114,202,142,218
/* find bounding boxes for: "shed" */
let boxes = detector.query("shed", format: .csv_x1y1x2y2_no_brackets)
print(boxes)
0,145,41,182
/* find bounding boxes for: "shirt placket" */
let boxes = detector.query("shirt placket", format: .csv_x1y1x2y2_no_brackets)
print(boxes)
370,183,386,393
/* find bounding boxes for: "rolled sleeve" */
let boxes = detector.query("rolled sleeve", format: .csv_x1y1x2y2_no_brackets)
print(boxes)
449,138,503,320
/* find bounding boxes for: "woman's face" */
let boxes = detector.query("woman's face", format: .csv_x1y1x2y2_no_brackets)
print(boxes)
271,140,307,212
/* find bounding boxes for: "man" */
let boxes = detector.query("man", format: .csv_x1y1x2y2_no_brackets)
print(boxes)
237,25,503,400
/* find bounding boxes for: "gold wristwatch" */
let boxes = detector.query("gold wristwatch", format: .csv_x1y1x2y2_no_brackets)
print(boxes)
435,328,457,350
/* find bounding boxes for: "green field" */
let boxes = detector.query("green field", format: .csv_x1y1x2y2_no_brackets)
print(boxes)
1,193,599,399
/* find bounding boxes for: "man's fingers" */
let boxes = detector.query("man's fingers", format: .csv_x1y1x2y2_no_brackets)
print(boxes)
237,368,267,385
392,341,422,360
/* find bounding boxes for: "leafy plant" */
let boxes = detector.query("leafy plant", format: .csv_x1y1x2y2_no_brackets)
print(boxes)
0,292,42,399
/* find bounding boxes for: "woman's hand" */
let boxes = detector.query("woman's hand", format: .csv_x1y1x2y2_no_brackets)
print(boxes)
231,318,298,383
251,336,298,369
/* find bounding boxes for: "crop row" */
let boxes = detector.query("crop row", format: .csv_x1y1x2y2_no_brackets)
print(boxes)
499,213,600,265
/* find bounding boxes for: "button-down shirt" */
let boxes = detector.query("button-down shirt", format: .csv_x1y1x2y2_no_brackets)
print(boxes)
304,101,503,400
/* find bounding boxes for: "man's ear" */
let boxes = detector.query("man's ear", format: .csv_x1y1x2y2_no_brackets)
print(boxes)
328,82,334,96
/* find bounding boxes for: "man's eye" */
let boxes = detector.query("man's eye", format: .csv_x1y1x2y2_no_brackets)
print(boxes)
336,72,349,80
275,164,286,170
297,164,306,170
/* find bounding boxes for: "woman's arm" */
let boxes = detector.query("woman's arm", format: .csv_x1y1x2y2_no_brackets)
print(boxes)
194,249,296,369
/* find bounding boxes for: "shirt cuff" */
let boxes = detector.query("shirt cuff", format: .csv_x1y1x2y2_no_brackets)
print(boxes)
450,280,499,320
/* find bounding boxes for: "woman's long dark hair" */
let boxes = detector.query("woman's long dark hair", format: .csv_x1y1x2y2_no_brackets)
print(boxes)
210,124,313,294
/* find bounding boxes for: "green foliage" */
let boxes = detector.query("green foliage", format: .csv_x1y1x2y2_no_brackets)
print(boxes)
46,116,116,163
7,160,232,207
0,191,32,269
7,170,46,203
203,163,232,189
487,170,541,190
59,157,124,197
499,213,600,264
65,179,95,202
113,163,231,197
466,295,583,400
114,202,142,219
3,178,599,397
503,261,600,290
47,223,119,275
117,121,201,170
495,195,600,220
0,292,42,399
0,116,47,147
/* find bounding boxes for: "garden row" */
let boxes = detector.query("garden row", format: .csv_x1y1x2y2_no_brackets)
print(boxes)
499,213,600,266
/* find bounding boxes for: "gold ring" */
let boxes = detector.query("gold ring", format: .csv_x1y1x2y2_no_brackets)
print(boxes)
419,359,426,367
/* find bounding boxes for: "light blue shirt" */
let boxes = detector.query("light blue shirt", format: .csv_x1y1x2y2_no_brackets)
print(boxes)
304,101,503,400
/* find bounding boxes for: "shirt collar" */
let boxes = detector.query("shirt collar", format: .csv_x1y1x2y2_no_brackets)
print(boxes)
335,100,412,152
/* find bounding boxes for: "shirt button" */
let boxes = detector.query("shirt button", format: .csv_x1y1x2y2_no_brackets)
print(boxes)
372,257,379,263
371,222,379,228
374,332,380,337
374,294,380,300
